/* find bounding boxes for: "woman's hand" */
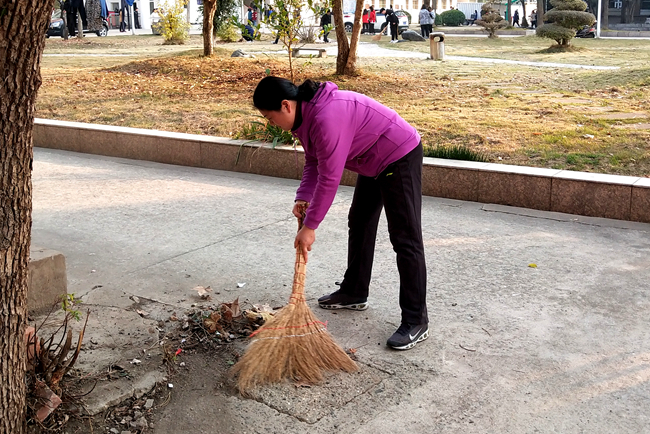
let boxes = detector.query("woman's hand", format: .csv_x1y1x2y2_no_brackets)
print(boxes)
295,225,315,263
292,200,309,219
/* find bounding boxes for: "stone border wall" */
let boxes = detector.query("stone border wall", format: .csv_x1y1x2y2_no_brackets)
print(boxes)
34,118,649,223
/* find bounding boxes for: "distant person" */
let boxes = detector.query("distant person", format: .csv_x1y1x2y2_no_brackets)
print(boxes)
513,10,520,27
530,10,537,28
134,3,140,29
362,7,369,33
320,9,331,42
470,9,478,24
273,3,288,44
368,6,376,34
247,7,253,25
386,7,399,42
252,7,259,26
242,24,255,41
68,0,87,37
428,7,435,32
419,4,430,38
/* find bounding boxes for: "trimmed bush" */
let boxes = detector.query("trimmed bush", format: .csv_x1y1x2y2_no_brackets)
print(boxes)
439,9,466,26
536,0,595,46
476,2,507,38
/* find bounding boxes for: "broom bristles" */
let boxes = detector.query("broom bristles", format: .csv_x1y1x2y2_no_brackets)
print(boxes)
232,249,357,395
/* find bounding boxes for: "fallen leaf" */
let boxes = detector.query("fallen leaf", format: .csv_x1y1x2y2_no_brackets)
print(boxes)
204,311,222,333
192,285,212,299
136,309,149,317
528,263,537,268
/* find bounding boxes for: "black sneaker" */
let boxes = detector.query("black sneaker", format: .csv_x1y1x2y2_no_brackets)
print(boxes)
387,323,429,350
318,290,368,311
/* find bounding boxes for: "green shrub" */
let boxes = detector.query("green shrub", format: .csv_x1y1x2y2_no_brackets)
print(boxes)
424,145,488,162
435,13,442,26
215,21,240,42
439,9,466,26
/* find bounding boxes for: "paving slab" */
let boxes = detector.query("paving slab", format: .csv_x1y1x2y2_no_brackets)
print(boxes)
31,148,650,433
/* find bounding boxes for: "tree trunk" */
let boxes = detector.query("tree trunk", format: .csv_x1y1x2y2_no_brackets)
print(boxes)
332,0,350,75
506,0,512,25
202,0,217,56
0,1,53,433
537,0,545,23
601,0,609,29
521,0,528,27
343,0,364,75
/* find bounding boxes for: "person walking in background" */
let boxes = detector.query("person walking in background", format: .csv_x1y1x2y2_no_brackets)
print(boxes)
320,9,331,43
368,6,376,34
419,4,430,38
513,10,520,27
253,76,429,351
530,10,537,28
428,7,435,33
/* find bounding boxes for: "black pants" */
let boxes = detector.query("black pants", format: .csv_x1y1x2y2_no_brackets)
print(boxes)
322,27,329,42
67,5,86,36
339,143,428,326
390,22,398,40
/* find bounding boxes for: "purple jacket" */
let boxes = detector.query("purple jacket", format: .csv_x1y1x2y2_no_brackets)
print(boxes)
293,82,420,229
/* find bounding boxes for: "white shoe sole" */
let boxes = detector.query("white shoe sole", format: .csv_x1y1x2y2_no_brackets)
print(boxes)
318,301,369,311
388,328,429,350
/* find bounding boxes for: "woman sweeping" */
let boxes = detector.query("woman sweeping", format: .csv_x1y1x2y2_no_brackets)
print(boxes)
253,76,429,350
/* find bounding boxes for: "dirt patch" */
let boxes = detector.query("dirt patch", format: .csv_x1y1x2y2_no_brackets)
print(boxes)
597,112,648,120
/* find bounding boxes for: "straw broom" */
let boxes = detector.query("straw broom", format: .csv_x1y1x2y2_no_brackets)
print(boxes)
232,206,357,395
372,26,388,41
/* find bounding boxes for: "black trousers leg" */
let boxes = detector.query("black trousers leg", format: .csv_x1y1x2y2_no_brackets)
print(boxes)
390,23,398,39
379,143,427,325
341,144,428,325
68,8,77,36
339,175,384,300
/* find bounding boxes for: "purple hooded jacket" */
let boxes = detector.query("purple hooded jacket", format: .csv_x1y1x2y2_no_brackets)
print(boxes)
292,82,421,230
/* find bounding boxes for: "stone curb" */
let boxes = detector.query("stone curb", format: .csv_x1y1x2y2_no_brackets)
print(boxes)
33,118,649,223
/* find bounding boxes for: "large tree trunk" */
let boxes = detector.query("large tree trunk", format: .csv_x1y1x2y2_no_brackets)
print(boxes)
537,0,545,22
332,0,350,75
601,0,609,29
202,0,217,56
0,1,53,433
343,0,364,75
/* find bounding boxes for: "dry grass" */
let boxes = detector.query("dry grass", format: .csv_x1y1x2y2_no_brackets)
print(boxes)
38,34,650,176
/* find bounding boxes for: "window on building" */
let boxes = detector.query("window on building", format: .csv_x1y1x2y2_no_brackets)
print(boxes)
641,0,650,9
609,0,622,8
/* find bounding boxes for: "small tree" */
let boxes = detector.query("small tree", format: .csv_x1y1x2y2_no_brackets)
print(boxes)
260,0,305,82
536,0,595,47
158,0,191,45
476,2,507,38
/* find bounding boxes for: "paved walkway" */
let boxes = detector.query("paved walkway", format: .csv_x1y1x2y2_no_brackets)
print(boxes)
31,147,650,433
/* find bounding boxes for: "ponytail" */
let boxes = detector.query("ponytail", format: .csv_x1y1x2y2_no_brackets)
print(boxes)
253,76,321,111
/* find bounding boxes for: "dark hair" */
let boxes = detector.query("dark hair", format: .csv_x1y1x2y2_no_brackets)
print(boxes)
253,76,321,111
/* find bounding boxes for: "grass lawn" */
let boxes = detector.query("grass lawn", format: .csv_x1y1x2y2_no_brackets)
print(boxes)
38,33,650,176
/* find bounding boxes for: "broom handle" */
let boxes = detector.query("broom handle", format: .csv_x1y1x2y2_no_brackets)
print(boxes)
291,204,308,298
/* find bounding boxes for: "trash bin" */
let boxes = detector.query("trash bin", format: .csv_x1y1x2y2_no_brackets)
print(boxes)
429,32,445,61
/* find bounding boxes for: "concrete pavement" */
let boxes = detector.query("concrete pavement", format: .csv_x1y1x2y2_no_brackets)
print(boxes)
31,147,650,433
